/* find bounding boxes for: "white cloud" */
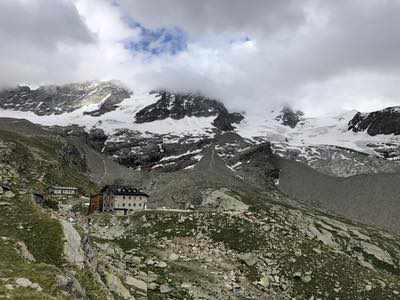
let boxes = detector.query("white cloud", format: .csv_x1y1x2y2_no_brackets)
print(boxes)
1,0,400,115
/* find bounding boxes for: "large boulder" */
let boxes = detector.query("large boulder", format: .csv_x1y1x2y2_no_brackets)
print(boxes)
125,276,147,292
56,274,86,299
104,272,132,300
61,220,85,269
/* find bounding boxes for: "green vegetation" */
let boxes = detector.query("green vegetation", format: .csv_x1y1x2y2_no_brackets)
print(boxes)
0,129,97,194
43,198,59,210
208,215,265,252
75,269,109,300
0,195,64,266
0,233,67,299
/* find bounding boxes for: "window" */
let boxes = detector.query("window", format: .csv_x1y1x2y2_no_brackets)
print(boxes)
128,203,131,207
133,203,136,207
139,203,142,207
122,203,125,207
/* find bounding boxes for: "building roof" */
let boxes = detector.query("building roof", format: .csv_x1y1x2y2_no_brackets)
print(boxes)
49,186,78,190
101,185,149,197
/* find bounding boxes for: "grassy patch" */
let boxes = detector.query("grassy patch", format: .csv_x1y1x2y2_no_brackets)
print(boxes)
75,269,109,300
0,195,64,266
208,215,265,252
0,239,68,300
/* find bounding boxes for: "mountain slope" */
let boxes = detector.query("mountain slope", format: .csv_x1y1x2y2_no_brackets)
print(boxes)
277,158,400,233
0,116,399,299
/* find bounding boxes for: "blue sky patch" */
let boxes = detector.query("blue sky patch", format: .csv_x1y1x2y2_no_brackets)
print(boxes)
124,21,187,56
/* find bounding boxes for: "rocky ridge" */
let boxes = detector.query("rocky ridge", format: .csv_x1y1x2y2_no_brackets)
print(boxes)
349,106,400,136
134,90,244,131
0,81,131,116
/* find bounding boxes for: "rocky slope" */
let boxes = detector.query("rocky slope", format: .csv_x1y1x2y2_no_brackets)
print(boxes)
0,115,400,299
87,202,400,300
277,158,400,233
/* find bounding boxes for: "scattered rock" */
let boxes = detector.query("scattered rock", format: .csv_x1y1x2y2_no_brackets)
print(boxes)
202,188,249,211
56,274,86,298
365,284,373,291
16,241,35,262
359,242,394,266
104,272,131,300
125,276,147,292
169,253,179,261
181,282,192,289
262,224,271,232
3,191,15,198
126,255,141,265
258,275,270,288
15,278,32,288
238,253,257,267
31,283,43,292
160,284,172,294
148,283,159,291
155,261,167,268
293,272,302,279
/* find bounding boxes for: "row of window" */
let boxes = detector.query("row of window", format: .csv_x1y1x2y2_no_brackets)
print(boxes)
103,203,145,209
52,190,76,195
121,203,142,207
121,196,144,200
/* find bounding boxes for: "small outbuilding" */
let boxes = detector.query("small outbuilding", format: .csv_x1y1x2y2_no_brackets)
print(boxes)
48,186,78,200
32,192,45,206
88,193,103,215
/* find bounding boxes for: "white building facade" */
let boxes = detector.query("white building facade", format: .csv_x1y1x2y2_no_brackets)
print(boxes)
101,185,149,215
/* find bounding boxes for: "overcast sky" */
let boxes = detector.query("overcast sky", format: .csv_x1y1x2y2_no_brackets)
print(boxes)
1,0,400,115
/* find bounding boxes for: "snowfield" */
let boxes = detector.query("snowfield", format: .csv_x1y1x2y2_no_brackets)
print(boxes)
0,91,216,136
237,109,400,155
1,90,400,157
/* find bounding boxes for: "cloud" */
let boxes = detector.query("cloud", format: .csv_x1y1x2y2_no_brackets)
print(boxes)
1,0,400,115
116,0,306,37
0,0,94,87
112,0,400,114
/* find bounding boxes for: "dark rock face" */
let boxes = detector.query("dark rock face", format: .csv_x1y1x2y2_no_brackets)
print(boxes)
213,112,244,131
275,106,304,128
135,91,226,123
83,87,131,117
135,90,244,131
348,107,400,136
88,128,108,151
0,81,130,116
49,125,87,138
